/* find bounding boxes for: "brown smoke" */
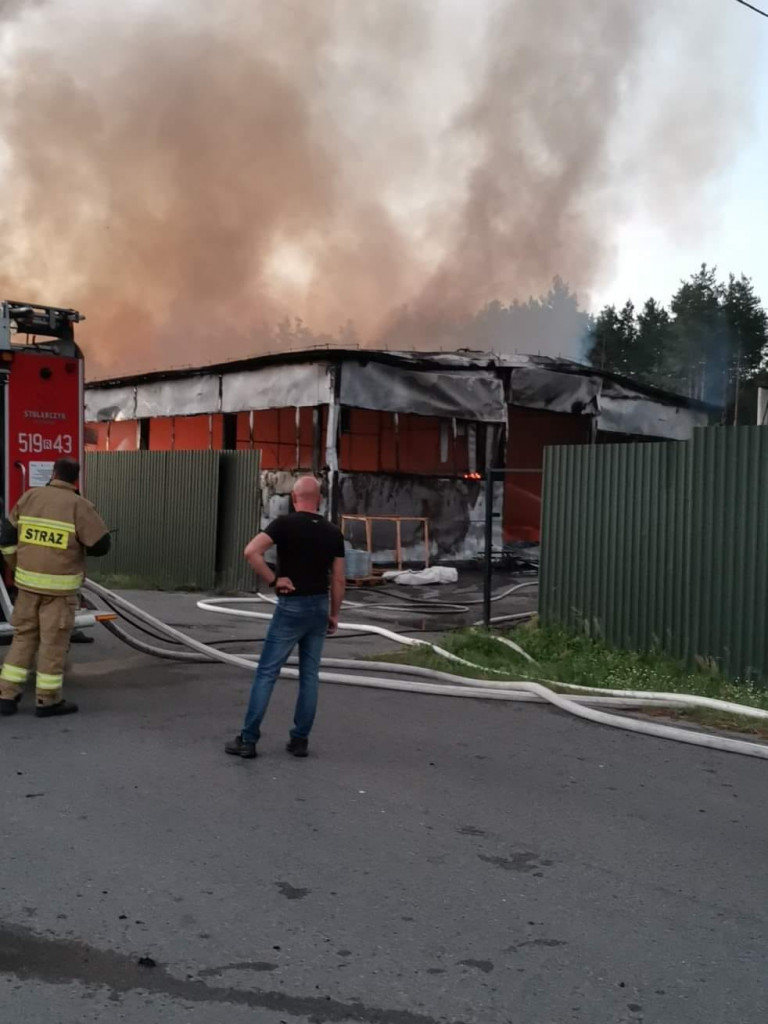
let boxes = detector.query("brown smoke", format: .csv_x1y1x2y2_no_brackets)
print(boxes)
0,0,44,16
413,2,647,318
0,0,758,377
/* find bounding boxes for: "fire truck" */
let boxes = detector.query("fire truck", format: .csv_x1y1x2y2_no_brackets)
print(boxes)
0,300,103,636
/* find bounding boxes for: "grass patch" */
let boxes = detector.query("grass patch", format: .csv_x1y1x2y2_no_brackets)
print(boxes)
377,625,768,739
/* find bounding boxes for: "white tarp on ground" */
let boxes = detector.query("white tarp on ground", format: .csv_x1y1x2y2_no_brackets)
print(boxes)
339,362,506,422
135,376,220,419
84,386,136,422
222,363,333,412
382,567,459,585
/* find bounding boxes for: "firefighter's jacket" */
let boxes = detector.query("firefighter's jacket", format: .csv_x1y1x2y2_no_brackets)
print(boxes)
0,481,110,596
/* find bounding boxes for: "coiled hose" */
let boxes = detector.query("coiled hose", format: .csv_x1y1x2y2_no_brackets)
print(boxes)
327,579,539,626
80,580,768,761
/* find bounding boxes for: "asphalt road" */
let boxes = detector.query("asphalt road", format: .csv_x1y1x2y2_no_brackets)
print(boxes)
1,590,766,1024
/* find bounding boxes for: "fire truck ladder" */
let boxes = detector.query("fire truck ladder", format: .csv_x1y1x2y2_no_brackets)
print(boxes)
0,301,85,353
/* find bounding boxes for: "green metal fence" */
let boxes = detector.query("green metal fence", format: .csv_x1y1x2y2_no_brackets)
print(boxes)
540,427,768,685
216,451,262,593
84,450,261,591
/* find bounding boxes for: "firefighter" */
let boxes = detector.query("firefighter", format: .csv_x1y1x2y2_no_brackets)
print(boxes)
0,457,110,718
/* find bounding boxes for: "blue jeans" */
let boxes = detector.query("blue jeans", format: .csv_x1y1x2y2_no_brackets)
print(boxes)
241,594,329,744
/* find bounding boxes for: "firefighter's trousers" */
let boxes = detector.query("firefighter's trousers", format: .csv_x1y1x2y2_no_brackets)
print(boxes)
0,590,76,706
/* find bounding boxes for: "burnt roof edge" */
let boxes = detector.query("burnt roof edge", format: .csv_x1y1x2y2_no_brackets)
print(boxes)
87,346,719,415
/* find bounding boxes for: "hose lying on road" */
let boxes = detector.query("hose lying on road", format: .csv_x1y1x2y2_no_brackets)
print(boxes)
85,581,690,712
198,594,536,674
338,579,539,622
80,580,768,761
90,590,427,649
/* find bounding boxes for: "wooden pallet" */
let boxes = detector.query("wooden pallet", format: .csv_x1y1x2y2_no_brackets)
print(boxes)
345,574,386,588
341,515,430,572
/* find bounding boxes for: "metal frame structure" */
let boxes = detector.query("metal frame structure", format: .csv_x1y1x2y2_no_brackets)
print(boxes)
482,467,542,628
0,301,84,354
341,514,431,573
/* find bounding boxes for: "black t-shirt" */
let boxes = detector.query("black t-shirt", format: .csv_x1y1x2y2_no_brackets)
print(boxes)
265,512,345,596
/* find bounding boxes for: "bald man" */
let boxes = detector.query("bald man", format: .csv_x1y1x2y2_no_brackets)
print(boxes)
226,476,345,760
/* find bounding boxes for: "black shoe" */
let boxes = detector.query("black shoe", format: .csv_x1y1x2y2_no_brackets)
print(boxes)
225,735,257,759
35,700,79,718
0,696,20,717
286,736,309,758
70,630,95,644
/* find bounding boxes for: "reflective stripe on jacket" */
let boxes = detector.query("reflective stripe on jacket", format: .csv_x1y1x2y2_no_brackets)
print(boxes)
9,481,108,597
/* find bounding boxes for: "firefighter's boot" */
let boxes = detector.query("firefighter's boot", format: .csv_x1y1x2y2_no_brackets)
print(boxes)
35,699,79,718
0,694,22,716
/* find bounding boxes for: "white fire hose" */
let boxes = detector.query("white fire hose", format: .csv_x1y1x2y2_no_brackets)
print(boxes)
80,580,768,761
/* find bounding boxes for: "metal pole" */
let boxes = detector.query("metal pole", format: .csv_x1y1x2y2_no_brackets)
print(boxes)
0,302,11,350
482,469,494,629
758,387,768,426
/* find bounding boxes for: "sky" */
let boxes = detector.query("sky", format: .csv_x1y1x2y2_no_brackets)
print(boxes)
0,0,766,375
593,8,768,313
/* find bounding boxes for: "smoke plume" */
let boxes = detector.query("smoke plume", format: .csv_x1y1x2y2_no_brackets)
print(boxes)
0,0,44,17
0,0,758,377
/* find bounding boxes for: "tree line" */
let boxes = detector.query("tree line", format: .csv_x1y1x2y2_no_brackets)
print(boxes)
587,265,768,417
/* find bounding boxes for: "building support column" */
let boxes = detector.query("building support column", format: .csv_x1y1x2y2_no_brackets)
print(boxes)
324,363,341,522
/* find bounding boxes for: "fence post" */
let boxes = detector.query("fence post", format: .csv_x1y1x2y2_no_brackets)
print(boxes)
482,469,494,629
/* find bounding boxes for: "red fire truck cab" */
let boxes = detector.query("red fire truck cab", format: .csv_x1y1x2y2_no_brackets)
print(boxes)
0,301,104,636
1,301,85,514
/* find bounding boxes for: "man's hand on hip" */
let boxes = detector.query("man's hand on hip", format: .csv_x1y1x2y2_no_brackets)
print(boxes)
275,577,295,595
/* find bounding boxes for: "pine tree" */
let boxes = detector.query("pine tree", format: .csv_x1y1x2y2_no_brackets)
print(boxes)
587,301,638,378
669,265,726,402
722,274,768,419
636,297,674,388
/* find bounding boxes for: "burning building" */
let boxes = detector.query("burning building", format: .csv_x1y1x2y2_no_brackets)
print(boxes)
84,349,714,563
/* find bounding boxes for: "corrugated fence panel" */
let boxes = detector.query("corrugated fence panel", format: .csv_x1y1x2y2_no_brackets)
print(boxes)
84,451,220,589
540,428,768,686
686,428,768,683
168,451,220,588
216,450,262,592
